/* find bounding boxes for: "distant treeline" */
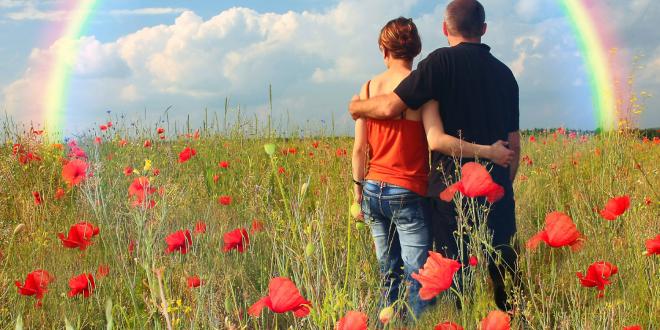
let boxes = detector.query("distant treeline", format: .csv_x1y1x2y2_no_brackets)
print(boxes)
521,128,660,138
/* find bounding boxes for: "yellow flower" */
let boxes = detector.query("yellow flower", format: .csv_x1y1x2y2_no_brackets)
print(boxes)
143,159,152,171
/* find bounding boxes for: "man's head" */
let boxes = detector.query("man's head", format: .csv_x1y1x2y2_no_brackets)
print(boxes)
443,0,487,41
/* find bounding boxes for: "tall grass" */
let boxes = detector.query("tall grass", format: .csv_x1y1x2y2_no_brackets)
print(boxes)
0,115,658,329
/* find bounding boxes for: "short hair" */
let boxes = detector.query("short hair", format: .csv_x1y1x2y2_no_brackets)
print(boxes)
445,0,486,38
378,17,422,61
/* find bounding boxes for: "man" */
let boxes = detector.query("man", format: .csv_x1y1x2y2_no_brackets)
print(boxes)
348,0,521,311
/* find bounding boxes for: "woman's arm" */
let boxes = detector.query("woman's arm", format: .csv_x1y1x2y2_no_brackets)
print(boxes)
421,100,514,167
351,83,370,202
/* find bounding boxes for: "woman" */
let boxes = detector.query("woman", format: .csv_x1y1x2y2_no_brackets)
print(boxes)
351,17,513,319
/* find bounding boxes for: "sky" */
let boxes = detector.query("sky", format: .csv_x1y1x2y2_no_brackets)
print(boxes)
0,0,658,135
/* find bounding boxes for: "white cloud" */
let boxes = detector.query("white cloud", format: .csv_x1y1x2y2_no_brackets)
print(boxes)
5,3,67,21
109,7,188,16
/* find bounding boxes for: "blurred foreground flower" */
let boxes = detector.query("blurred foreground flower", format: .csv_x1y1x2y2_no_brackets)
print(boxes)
336,310,367,330
480,310,510,330
411,251,461,300
440,162,504,203
526,211,583,251
62,159,88,187
435,321,464,330
248,277,311,318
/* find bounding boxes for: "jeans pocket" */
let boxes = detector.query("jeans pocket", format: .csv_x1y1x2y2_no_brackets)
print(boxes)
389,197,424,226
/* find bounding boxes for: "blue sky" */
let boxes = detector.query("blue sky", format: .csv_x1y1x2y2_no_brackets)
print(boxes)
1,0,658,134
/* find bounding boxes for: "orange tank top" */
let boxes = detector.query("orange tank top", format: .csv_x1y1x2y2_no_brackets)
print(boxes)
364,80,429,196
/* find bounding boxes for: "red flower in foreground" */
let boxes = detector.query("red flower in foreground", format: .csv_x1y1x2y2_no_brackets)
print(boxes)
165,230,193,254
57,221,100,250
218,195,232,205
62,159,88,187
187,275,203,288
336,311,368,330
577,261,618,298
480,310,511,330
223,228,249,253
526,211,583,251
68,273,95,298
439,162,504,203
645,234,660,256
178,147,197,163
248,277,311,318
435,321,464,330
32,191,42,205
194,221,207,235
411,251,461,300
15,270,54,304
599,196,630,220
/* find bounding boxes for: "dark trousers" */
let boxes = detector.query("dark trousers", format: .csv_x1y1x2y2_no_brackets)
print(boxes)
427,193,521,311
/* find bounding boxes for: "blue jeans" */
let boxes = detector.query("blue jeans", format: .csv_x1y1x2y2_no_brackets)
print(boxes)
361,180,431,319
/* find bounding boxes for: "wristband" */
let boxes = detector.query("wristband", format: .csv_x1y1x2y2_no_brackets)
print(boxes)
352,178,363,186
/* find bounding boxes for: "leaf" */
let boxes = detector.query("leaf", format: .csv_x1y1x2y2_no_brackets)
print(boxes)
105,298,114,330
64,317,74,330
15,315,23,330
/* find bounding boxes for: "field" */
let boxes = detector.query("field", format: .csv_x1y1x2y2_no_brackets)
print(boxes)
0,120,658,329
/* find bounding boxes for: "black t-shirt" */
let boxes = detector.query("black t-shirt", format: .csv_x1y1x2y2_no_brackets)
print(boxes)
394,42,519,197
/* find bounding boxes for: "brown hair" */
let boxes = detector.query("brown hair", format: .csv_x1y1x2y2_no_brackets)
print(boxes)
378,17,422,61
445,0,486,38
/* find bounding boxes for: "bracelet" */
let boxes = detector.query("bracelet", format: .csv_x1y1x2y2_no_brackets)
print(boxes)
352,178,363,186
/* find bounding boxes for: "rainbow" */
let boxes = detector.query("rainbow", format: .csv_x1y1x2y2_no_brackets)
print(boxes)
560,0,624,131
44,0,99,136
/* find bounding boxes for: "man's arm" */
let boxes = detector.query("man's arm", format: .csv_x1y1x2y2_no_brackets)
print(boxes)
508,131,521,182
348,92,407,120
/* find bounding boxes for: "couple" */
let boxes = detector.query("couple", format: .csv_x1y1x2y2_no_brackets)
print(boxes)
349,0,521,320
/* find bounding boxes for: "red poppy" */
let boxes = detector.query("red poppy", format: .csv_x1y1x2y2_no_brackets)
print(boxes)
194,221,207,235
435,321,464,330
336,148,347,157
152,168,160,176
480,310,510,330
119,139,128,147
439,162,504,203
599,196,630,220
33,191,42,205
68,273,95,298
528,135,536,143
128,240,136,256
247,277,311,318
99,125,108,131
106,121,112,128
645,235,660,256
468,255,478,267
411,251,461,300
218,195,232,205
213,174,220,183
62,159,88,187
143,140,152,148
278,166,286,174
526,211,583,251
223,228,249,253
96,264,110,279
94,137,102,145
178,147,197,163
522,155,533,166
57,221,100,250
576,261,617,298
336,311,368,330
187,275,203,288
54,187,65,200
128,177,156,207
123,166,133,176
219,161,229,169
15,269,54,304
157,127,165,134
644,196,652,206
622,326,642,330
165,230,193,254
251,219,264,233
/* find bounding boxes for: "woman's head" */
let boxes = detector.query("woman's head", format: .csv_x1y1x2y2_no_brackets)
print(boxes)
378,17,422,62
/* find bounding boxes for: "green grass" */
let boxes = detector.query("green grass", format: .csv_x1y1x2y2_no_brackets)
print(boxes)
0,123,658,329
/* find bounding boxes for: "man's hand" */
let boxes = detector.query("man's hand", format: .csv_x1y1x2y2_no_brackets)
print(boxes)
487,140,514,167
348,93,407,121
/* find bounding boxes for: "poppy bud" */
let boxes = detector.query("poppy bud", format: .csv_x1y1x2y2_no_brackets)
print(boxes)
305,243,315,256
379,306,394,324
350,203,361,219
264,143,276,156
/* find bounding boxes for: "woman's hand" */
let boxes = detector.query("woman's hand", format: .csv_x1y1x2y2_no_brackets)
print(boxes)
353,183,363,204
488,140,514,167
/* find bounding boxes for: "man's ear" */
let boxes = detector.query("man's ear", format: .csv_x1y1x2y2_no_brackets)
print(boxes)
481,23,487,36
442,21,449,37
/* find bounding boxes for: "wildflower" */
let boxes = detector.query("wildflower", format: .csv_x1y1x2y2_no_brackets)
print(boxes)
96,264,110,279
336,311,368,330
157,127,165,134
194,221,207,235
15,270,54,306
62,159,88,187
599,196,630,220
622,325,641,330
118,139,128,147
128,177,156,207
312,141,320,148
57,221,100,250
165,230,193,254
99,125,108,131
178,147,197,163
411,251,461,300
480,310,510,330
143,140,152,148
218,195,232,205
106,121,113,128
645,235,660,256
248,277,311,318
644,196,652,206
336,148,347,157
213,174,220,183
526,211,583,251
128,240,136,256
250,219,264,233
278,166,286,174
152,168,160,176
54,187,65,200
439,162,504,203
223,228,249,253
187,275,203,288
32,191,42,205
435,322,464,330
143,159,152,171
528,135,536,143
468,255,478,267
123,166,133,176
68,273,95,298
219,161,229,169
94,137,102,144
577,261,617,298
